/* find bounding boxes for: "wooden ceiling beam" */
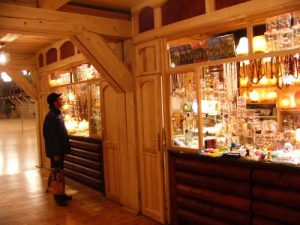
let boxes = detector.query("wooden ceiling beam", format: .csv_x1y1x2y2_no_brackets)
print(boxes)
71,31,134,93
59,4,131,21
0,3,132,39
1,68,38,100
38,0,71,10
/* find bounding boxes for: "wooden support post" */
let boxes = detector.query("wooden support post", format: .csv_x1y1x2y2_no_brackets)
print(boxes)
0,3,131,39
72,31,134,93
2,68,38,100
154,7,162,28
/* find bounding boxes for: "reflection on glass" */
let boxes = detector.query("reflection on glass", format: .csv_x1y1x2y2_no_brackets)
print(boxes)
170,72,198,149
49,64,100,87
57,84,89,137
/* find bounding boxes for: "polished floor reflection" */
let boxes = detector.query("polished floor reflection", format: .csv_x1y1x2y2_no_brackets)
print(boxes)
0,119,160,225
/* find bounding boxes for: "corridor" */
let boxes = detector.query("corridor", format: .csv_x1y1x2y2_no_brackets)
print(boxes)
0,119,160,225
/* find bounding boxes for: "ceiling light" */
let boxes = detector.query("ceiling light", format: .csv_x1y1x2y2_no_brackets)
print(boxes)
1,72,12,82
236,37,249,55
22,70,31,76
0,42,10,65
0,51,10,65
0,33,20,42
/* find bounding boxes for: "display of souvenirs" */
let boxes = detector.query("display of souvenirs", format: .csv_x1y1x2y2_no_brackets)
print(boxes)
170,72,198,149
169,34,236,67
54,81,101,138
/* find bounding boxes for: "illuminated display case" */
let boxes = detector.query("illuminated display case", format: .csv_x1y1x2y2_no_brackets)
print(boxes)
49,63,102,138
170,72,199,149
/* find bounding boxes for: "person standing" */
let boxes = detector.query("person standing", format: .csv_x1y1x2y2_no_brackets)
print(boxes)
43,92,72,206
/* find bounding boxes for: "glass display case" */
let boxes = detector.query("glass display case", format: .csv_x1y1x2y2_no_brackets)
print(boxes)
200,63,239,150
49,64,100,87
49,63,102,138
170,72,198,149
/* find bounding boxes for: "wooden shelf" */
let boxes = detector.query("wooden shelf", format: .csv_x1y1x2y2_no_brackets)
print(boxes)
166,47,300,73
246,102,276,105
254,116,277,119
50,77,101,90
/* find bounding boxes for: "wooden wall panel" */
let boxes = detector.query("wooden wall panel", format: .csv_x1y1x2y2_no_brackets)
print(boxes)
136,41,161,75
60,41,75,60
136,75,165,223
139,6,155,33
215,0,250,10
102,85,121,202
162,0,206,26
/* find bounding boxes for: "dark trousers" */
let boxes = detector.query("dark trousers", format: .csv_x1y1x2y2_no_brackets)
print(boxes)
50,154,65,169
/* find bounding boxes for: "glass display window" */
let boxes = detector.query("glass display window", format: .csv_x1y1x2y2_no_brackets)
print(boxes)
49,63,100,87
200,63,239,150
57,83,90,137
49,63,102,138
170,72,199,149
90,83,102,137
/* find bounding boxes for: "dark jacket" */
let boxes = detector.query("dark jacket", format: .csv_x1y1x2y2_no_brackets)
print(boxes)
43,107,70,158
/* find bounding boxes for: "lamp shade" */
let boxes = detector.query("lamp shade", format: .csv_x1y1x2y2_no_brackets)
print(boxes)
236,37,249,55
253,35,267,53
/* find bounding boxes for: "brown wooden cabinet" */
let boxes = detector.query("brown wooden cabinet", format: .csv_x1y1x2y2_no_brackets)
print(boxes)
169,151,300,225
64,135,104,193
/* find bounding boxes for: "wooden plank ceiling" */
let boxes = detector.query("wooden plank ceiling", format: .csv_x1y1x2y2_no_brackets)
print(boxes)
0,0,144,70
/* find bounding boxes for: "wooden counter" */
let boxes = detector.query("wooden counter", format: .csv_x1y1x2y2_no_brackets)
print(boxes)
64,135,104,193
169,151,300,225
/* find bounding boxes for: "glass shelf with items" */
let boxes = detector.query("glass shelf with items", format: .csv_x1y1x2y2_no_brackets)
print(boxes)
169,72,199,149
49,63,100,87
56,83,90,137
199,63,239,151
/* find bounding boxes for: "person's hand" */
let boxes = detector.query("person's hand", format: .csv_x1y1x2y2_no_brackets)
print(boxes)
53,155,60,161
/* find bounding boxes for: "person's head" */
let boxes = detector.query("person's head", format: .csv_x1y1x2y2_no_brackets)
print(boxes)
47,93,63,109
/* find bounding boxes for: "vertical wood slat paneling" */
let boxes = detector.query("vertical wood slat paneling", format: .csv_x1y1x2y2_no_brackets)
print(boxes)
137,75,165,223
162,0,206,26
102,85,121,202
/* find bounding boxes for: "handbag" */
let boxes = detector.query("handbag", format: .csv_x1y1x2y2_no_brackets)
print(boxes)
46,168,65,195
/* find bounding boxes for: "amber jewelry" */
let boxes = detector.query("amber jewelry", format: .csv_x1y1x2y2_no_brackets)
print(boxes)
250,59,262,85
171,73,179,96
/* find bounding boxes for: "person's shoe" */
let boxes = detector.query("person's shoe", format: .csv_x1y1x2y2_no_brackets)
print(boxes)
55,199,68,207
61,194,72,201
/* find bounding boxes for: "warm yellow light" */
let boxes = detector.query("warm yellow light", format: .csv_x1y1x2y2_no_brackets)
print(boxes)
68,92,76,101
253,35,267,53
259,76,269,86
240,77,248,87
267,92,278,100
62,104,69,111
236,37,249,55
64,114,71,121
280,96,291,108
79,119,89,131
249,90,260,102
243,91,249,100
0,51,10,65
296,129,300,143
